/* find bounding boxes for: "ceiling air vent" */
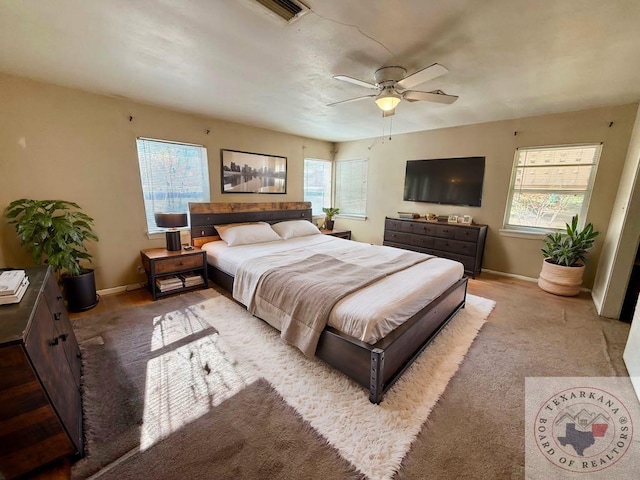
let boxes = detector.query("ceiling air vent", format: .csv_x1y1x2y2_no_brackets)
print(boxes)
252,0,309,24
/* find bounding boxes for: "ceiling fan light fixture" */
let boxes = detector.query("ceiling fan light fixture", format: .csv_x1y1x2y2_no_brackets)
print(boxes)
375,89,401,111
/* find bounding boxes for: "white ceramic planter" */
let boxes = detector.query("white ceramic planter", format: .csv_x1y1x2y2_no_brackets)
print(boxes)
537,259,585,296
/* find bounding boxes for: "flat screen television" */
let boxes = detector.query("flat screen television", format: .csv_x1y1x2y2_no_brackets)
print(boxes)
403,156,485,207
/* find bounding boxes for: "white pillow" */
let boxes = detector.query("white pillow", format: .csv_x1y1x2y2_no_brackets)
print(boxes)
217,222,282,247
271,220,321,240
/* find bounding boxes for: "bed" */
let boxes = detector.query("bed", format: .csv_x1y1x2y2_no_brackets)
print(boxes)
189,202,468,404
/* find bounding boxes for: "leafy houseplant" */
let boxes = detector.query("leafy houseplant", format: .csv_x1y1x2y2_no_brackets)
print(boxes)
538,215,599,296
322,207,339,230
5,199,99,311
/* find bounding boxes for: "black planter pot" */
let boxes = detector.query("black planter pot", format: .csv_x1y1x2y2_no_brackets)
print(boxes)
62,269,98,312
325,220,335,230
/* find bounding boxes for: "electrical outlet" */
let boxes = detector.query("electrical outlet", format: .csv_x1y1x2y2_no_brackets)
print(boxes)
137,265,145,274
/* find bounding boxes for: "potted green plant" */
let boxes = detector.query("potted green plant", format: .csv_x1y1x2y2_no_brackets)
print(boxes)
5,199,99,311
322,207,340,230
538,214,599,296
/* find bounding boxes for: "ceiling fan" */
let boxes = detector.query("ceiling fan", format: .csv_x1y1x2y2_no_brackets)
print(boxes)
328,63,458,117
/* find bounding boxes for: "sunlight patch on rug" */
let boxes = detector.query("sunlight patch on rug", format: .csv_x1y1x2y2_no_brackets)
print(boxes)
140,309,258,450
185,292,495,480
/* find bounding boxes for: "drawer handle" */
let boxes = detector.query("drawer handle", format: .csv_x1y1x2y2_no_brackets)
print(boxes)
49,338,59,347
57,295,63,301
54,312,61,321
59,333,69,342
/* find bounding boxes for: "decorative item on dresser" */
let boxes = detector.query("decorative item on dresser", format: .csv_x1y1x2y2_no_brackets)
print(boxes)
383,217,487,278
140,247,209,300
0,266,83,480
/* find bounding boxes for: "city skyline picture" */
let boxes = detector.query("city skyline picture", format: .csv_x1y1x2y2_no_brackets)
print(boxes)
221,149,287,194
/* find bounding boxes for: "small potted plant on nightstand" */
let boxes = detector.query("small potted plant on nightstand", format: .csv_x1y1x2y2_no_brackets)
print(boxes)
538,214,599,296
5,199,100,311
322,207,340,230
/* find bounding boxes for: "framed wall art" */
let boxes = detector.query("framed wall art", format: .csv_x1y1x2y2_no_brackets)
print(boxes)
221,149,287,194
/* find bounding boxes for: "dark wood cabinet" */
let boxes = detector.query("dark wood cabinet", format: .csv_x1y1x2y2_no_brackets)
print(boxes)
141,247,209,300
383,217,487,278
0,266,83,479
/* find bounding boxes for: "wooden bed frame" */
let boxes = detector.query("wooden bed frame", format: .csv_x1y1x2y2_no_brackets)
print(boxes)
189,202,468,404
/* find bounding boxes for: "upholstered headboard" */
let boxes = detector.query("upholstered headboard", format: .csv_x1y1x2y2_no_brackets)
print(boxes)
189,202,313,247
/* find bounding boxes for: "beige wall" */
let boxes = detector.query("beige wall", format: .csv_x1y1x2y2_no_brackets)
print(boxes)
334,104,638,288
593,106,640,316
0,73,332,289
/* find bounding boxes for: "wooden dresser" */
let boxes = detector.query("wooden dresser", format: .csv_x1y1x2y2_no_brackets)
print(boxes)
0,266,83,479
383,217,488,278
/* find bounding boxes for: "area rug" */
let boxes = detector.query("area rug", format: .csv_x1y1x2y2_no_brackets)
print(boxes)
71,289,494,480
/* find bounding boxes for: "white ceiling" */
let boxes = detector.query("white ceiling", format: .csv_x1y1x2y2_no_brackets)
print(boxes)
1,0,639,142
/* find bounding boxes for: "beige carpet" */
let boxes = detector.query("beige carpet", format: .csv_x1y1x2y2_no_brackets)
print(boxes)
71,289,493,479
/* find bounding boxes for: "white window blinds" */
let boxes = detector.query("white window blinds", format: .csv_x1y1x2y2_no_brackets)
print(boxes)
136,138,210,233
303,158,332,215
503,144,601,231
335,159,368,217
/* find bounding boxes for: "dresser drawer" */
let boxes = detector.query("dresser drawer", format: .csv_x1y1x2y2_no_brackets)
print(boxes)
433,238,476,256
44,275,81,387
454,227,479,242
153,253,204,274
384,231,412,245
43,276,65,316
384,219,405,232
409,222,437,236
409,234,435,249
432,225,457,239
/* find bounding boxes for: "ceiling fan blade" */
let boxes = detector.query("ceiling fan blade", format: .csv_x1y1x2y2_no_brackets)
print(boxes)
382,108,396,118
332,75,378,90
403,90,459,104
396,63,449,90
327,94,377,107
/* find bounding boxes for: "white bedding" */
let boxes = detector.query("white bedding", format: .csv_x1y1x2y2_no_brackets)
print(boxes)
201,234,464,344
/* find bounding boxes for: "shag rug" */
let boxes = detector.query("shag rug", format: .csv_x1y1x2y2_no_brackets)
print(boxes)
71,289,494,480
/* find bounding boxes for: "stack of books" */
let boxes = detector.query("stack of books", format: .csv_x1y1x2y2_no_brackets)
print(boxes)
397,212,420,219
179,273,204,288
0,270,30,305
155,276,183,292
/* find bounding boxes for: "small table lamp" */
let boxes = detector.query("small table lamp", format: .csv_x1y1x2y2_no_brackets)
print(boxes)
155,213,188,251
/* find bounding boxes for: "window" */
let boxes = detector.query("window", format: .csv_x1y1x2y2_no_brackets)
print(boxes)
303,158,332,215
335,159,368,217
136,138,210,233
503,144,601,232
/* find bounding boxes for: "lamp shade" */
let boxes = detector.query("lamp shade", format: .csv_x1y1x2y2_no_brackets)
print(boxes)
155,213,188,228
375,94,401,112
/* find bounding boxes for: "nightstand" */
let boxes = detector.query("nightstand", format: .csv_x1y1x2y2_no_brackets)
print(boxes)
320,228,351,240
140,247,209,300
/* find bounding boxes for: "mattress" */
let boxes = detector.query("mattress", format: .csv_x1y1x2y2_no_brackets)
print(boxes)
201,234,464,344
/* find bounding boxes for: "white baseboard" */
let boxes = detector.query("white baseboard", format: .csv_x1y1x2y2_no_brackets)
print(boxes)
481,268,591,292
97,283,145,296
481,268,537,283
